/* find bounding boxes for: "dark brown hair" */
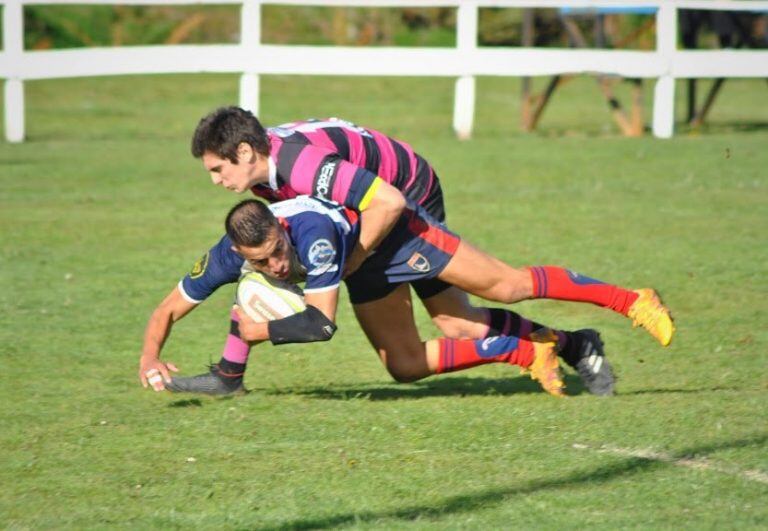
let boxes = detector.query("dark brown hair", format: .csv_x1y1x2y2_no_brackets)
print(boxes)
191,106,270,163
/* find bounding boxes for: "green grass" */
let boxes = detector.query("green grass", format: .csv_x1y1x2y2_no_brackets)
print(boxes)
1,74,767,529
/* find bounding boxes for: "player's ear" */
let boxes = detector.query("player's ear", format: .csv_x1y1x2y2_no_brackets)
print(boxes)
237,142,254,163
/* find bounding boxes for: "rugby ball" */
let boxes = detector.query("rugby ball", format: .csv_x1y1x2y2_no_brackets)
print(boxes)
236,272,306,322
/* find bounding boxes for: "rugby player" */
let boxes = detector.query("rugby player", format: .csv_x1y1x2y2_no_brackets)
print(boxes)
139,197,674,397
181,107,633,394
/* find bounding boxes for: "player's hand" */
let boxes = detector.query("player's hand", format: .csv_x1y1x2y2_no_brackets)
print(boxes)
343,244,369,278
233,305,270,342
139,356,179,392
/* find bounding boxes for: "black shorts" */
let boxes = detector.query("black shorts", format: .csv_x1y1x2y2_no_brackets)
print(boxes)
346,273,453,304
346,163,453,305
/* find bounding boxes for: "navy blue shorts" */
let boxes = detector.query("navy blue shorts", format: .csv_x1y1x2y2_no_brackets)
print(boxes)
345,204,460,304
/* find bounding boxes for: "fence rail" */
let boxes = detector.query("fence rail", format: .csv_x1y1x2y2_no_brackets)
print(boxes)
2,0,767,142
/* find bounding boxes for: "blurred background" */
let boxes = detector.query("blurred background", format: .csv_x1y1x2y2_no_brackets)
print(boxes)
15,4,767,49
4,4,765,140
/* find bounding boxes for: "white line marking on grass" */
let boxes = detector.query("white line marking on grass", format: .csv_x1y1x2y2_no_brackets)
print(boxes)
572,443,768,484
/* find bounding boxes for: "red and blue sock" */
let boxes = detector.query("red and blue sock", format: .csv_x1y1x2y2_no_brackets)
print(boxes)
436,335,536,373
484,308,591,367
528,266,638,315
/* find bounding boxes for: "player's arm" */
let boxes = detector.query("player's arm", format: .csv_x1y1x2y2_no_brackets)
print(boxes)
235,287,339,345
138,286,196,390
139,235,244,390
346,179,406,276
237,216,344,345
283,150,407,275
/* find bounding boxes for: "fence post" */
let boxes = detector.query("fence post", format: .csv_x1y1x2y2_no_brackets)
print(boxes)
652,3,677,139
453,1,478,140
239,0,261,115
4,0,25,143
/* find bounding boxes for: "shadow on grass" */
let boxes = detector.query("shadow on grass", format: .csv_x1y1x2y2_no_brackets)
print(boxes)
166,393,243,407
621,386,742,396
258,434,768,531
263,374,587,401
168,398,203,408
165,380,740,405
682,121,768,135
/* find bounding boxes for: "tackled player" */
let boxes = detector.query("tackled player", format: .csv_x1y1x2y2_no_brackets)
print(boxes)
138,197,674,397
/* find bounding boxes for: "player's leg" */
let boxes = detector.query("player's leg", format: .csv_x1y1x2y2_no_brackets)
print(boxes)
166,308,250,395
351,284,430,383
438,240,674,346
416,283,615,396
414,283,488,339
352,284,565,396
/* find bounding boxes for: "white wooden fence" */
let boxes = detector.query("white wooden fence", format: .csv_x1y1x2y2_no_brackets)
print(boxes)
1,0,767,142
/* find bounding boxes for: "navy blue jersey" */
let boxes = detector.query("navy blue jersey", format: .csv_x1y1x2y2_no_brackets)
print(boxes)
178,196,460,306
179,197,358,304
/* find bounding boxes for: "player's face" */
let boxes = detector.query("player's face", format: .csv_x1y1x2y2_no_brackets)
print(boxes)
234,227,292,280
202,143,266,194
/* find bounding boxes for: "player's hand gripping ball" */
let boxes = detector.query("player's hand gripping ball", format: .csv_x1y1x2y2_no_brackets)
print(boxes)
236,271,306,322
145,369,164,390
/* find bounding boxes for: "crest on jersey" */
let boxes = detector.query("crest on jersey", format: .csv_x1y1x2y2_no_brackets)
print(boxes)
407,252,431,273
307,239,337,276
190,252,209,279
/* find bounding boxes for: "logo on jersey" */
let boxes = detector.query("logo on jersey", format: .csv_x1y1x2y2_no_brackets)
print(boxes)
314,160,338,200
307,239,337,276
407,252,431,273
189,252,209,279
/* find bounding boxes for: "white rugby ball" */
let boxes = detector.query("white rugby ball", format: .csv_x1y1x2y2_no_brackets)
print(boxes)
236,272,306,322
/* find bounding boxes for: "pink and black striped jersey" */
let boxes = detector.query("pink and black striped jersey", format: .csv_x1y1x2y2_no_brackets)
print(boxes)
251,118,443,218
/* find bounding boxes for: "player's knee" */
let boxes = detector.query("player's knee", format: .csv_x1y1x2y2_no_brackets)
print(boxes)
384,359,426,384
389,370,421,384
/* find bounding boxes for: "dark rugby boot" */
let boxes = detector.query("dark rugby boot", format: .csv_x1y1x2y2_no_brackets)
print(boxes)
166,364,245,396
561,329,615,396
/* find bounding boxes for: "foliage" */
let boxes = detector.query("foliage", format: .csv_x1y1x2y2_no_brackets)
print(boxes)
1,74,767,528
23,5,239,49
19,5,702,50
21,5,457,48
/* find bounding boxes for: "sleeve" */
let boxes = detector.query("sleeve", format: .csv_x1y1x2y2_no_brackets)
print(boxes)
291,213,345,294
277,142,379,210
179,235,244,304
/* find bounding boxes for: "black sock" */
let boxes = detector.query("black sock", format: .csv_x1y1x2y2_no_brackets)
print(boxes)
485,308,549,338
218,358,245,378
558,332,581,367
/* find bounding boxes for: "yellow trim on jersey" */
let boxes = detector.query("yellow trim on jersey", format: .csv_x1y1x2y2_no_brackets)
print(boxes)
358,177,383,211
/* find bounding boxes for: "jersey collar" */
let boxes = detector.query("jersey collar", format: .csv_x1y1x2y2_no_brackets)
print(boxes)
267,156,278,190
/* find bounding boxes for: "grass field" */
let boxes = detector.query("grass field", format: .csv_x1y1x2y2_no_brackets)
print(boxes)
1,74,767,529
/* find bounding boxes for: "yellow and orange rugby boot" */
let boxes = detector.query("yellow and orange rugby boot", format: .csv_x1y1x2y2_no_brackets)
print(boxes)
627,288,675,346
